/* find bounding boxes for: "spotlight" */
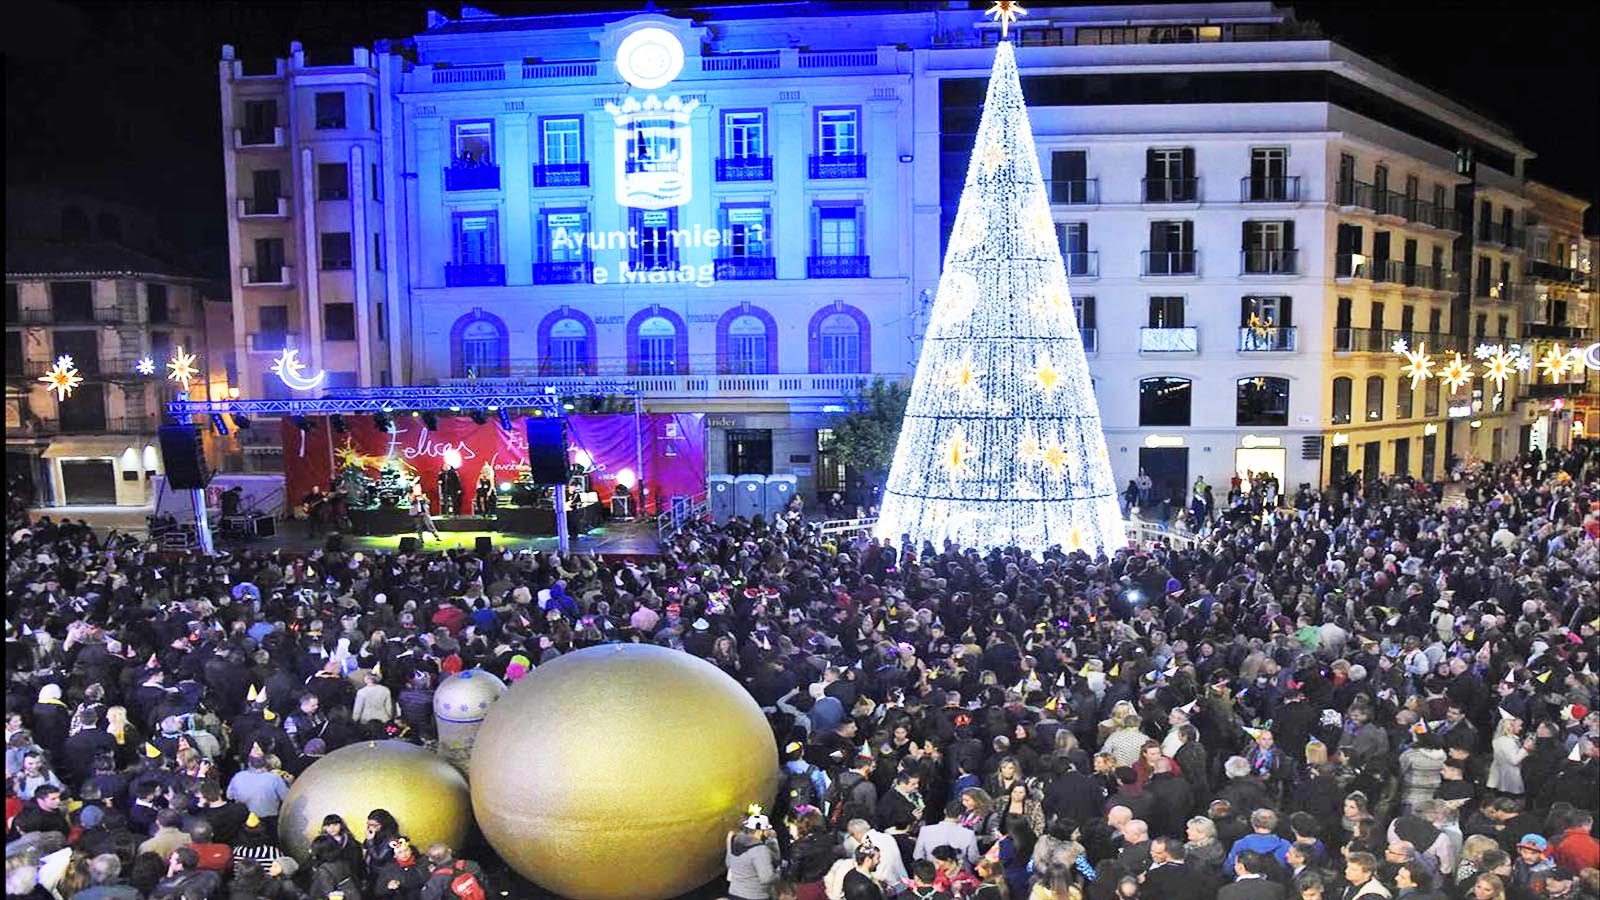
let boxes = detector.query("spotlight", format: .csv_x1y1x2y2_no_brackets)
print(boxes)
497,409,512,430
293,416,313,433
330,414,348,433
211,414,230,436
421,411,439,431
232,414,252,430
469,409,488,425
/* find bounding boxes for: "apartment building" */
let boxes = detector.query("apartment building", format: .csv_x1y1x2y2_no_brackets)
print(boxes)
1521,182,1597,448
216,1,1591,501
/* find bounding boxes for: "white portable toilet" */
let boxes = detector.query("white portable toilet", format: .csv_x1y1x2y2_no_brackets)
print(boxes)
708,475,736,524
734,474,766,520
764,474,797,519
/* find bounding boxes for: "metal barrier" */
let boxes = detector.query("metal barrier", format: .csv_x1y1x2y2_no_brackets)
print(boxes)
819,517,878,537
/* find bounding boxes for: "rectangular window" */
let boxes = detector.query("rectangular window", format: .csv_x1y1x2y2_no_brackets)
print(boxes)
53,330,100,374
5,332,21,376
815,205,862,257
1148,296,1184,328
314,92,346,130
1496,314,1508,338
454,120,494,165
251,169,282,209
453,213,498,265
150,330,172,367
1149,221,1193,252
722,205,771,259
1479,199,1493,240
1424,380,1440,417
5,283,18,321
320,232,353,270
1477,256,1493,296
1250,147,1287,179
371,163,381,201
1050,150,1090,203
1397,376,1414,419
816,108,859,157
317,163,349,200
1240,295,1292,326
376,305,385,340
323,303,356,341
1058,222,1091,276
373,233,383,271
631,208,677,271
258,305,289,350
50,282,94,322
368,92,377,131
1145,147,1195,201
146,283,169,323
541,209,589,263
243,99,277,136
722,110,766,159
1428,308,1443,335
540,117,582,165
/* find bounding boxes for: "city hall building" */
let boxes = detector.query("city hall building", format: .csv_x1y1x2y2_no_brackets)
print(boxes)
218,1,1596,505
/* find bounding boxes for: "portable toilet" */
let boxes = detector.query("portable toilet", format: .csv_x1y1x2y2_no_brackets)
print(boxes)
708,475,736,524
764,474,798,520
734,474,766,520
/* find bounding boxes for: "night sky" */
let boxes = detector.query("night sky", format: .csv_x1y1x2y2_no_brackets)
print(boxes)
7,0,1597,279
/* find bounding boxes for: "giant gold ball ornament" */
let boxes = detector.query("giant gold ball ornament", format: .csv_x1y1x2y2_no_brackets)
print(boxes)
278,741,471,862
433,668,507,772
470,644,779,900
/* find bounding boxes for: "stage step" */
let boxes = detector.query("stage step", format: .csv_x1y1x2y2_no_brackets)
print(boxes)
436,515,497,532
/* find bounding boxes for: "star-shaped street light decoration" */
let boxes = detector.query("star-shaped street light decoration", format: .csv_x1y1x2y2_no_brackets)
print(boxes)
1399,343,1436,390
166,346,199,391
1440,353,1473,393
940,428,974,481
987,0,1027,39
1538,343,1574,382
1481,347,1517,392
38,355,83,401
1029,348,1062,396
135,357,156,376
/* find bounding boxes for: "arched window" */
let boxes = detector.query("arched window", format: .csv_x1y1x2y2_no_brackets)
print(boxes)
1236,377,1290,426
1364,375,1385,421
1331,376,1352,424
1396,376,1414,419
546,317,589,376
1139,377,1191,426
637,315,677,376
451,310,508,377
725,314,769,375
817,313,862,374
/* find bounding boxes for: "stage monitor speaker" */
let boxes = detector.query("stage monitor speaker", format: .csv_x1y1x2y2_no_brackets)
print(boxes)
399,536,419,553
252,515,276,538
158,425,210,490
475,536,494,556
526,417,567,484
325,534,344,553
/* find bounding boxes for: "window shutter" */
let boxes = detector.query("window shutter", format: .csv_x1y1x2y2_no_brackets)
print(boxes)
1283,220,1295,249
1242,221,1252,251
1145,149,1159,180
1181,147,1195,180
1240,297,1253,327
1180,222,1194,252
1280,296,1293,326
1149,221,1164,252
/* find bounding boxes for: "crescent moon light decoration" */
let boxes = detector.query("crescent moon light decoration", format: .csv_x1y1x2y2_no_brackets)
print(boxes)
270,348,328,392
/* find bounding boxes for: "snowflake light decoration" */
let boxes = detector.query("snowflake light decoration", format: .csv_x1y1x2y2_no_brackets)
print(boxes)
1480,347,1516,392
1537,343,1574,382
135,357,156,376
1399,343,1436,389
1440,353,1473,393
1473,342,1498,360
38,355,84,401
166,346,199,390
1390,337,1409,355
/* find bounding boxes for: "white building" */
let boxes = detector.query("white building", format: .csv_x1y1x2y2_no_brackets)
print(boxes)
216,1,1593,504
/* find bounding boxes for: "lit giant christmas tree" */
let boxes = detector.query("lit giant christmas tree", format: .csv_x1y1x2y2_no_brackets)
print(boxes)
876,22,1123,555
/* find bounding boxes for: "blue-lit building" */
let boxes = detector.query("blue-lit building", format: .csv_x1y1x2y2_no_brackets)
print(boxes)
218,2,1595,500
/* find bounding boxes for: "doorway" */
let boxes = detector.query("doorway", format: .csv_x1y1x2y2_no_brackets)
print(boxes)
1233,447,1287,494
726,429,772,476
1422,433,1437,482
1137,447,1189,519
1329,444,1350,486
1362,442,1381,483
1393,438,1411,478
59,459,117,505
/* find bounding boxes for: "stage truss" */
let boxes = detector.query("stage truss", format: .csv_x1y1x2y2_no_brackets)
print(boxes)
165,381,639,419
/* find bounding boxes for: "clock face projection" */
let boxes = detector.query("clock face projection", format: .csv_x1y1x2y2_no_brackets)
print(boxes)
615,27,684,90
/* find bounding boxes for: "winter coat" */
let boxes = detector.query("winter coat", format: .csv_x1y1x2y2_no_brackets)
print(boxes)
1486,734,1527,794
726,832,781,900
1397,747,1445,809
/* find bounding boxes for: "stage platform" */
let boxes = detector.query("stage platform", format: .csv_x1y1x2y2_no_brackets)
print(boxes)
215,517,661,558
345,503,604,537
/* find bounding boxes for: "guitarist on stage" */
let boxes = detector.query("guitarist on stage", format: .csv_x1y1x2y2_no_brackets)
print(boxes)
302,486,330,538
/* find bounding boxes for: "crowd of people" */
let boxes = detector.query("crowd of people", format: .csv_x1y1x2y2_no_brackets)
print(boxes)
6,442,1600,900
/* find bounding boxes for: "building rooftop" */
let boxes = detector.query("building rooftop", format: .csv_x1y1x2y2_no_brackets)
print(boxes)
5,240,204,282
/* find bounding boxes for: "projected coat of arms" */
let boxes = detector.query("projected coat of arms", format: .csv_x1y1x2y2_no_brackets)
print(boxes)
607,26,696,210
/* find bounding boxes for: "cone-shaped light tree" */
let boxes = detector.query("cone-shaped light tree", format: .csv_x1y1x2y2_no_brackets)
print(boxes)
875,40,1123,555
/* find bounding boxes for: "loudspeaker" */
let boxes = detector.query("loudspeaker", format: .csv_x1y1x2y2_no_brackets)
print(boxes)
158,425,210,490
474,536,494,556
525,417,567,485
398,536,419,553
324,534,344,552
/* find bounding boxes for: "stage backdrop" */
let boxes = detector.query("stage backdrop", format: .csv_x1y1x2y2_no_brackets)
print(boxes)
281,413,704,517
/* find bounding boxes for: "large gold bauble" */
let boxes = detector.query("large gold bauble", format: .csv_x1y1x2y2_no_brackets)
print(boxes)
278,740,471,862
470,644,778,900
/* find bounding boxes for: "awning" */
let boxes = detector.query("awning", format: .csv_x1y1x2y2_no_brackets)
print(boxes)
41,436,148,460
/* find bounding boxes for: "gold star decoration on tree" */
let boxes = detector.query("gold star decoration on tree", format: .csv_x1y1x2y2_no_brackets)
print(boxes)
1481,347,1517,392
1537,343,1574,382
1029,348,1062,395
38,355,84,401
1399,342,1436,389
941,350,985,400
167,346,200,390
978,138,1008,177
1030,284,1075,329
1440,353,1473,393
1067,525,1084,552
940,428,974,480
1018,425,1042,465
1040,433,1070,480
986,0,1027,39
1025,202,1055,250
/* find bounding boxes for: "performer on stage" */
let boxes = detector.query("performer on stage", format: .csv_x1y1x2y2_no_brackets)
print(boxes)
439,465,463,516
408,485,441,543
302,485,330,537
475,469,496,514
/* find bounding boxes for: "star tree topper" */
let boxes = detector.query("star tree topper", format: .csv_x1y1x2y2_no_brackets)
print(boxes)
38,355,84,401
987,1,1027,39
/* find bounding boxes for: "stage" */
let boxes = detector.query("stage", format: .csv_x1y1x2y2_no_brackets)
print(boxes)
344,502,604,537
211,517,662,557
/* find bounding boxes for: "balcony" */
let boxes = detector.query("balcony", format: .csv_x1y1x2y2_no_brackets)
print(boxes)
809,154,867,179
1334,254,1370,279
531,262,594,285
1333,328,1464,354
1062,251,1098,279
1336,179,1375,210
1521,381,1586,400
1142,250,1197,276
431,372,903,409
12,308,129,326
1140,327,1198,353
57,416,159,435
1240,176,1301,203
1375,190,1409,219
1143,177,1199,203
714,257,776,281
444,163,500,192
247,332,299,353
1080,328,1098,353
1369,259,1404,285
238,197,289,218
715,157,773,182
242,265,293,286
1048,179,1100,205
1480,282,1534,304
445,263,506,287
234,127,284,149
1431,206,1461,232
1241,248,1298,275
1526,259,1585,284
533,163,590,188
807,255,870,278
1399,264,1460,292
1237,326,1298,351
